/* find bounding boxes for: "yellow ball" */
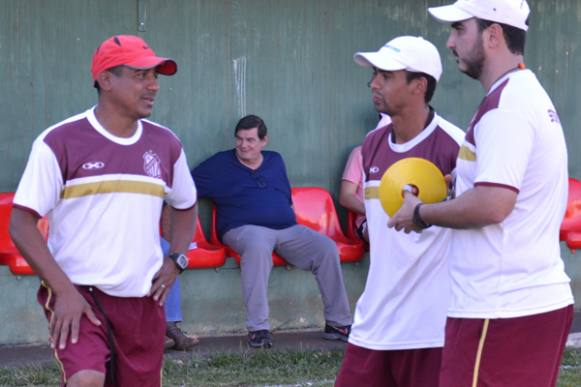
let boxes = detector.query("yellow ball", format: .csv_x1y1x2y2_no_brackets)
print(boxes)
378,157,447,217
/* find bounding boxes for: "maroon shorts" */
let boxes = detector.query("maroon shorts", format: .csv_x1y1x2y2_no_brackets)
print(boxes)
440,305,573,387
335,342,442,387
38,283,165,387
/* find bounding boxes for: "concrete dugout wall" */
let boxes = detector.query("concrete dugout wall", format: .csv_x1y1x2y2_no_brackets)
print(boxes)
0,0,580,344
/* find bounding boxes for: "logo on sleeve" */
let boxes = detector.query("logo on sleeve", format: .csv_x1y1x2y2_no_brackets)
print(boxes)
548,109,560,124
143,150,162,178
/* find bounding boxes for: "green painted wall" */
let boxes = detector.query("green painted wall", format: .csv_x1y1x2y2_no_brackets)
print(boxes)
1,0,580,345
0,259,369,344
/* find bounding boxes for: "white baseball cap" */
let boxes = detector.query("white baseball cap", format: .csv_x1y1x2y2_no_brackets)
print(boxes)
354,36,442,81
428,0,530,31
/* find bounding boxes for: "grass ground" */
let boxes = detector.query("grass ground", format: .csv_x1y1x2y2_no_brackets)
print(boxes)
1,349,580,386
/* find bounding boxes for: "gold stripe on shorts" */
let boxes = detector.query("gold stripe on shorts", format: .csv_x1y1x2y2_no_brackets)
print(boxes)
472,319,490,387
41,281,68,383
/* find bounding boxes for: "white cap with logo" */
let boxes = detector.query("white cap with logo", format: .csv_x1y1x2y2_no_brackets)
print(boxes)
353,36,443,81
428,0,530,31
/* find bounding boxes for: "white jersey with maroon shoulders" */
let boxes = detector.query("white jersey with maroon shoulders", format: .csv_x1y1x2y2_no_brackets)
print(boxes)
376,113,392,129
348,112,464,350
450,69,573,318
13,107,197,297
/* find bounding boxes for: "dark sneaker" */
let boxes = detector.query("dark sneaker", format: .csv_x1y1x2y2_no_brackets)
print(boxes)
323,324,351,342
248,330,272,349
166,322,200,351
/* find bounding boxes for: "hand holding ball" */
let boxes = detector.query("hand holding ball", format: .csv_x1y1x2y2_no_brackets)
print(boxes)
378,157,447,216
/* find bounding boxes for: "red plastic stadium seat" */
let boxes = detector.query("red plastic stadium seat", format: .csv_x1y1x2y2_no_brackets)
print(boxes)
0,193,15,265
0,192,46,275
561,177,581,253
210,206,288,266
210,187,365,265
185,217,227,269
291,187,365,263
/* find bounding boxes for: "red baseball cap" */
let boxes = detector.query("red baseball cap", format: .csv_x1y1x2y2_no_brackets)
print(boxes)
91,35,177,80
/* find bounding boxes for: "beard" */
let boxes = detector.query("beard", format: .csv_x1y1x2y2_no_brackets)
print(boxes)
454,35,485,80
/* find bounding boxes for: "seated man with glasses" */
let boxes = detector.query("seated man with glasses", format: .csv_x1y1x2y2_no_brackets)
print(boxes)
191,114,352,349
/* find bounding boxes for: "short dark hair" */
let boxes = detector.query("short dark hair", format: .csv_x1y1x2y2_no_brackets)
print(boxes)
235,114,268,139
93,65,125,92
476,18,527,55
405,72,437,103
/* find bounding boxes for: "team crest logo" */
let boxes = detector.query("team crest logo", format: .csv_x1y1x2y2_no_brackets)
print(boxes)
143,150,161,178
369,166,380,174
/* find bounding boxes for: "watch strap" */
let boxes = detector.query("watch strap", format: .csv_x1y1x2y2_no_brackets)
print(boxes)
413,203,432,229
168,252,187,273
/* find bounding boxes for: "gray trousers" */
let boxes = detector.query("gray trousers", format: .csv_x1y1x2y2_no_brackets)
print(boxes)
223,224,352,331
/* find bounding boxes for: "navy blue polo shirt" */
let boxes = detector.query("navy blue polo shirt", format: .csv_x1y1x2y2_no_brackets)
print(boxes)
191,150,297,239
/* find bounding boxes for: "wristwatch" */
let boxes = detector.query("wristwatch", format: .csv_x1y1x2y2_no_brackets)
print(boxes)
168,253,188,273
412,203,432,229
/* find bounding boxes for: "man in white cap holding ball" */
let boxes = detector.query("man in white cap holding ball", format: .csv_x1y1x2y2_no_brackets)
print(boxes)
335,36,463,386
389,1,574,386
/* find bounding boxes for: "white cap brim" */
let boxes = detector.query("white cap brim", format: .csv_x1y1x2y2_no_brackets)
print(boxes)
353,52,406,72
428,4,474,23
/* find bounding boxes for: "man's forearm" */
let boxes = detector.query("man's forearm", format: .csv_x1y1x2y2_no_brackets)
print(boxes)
421,185,517,229
168,203,197,253
339,193,365,215
339,181,365,215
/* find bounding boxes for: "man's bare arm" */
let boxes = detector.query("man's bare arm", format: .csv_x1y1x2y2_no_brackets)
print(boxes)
9,208,100,349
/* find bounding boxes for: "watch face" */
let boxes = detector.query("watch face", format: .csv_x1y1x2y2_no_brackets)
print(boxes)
176,255,188,269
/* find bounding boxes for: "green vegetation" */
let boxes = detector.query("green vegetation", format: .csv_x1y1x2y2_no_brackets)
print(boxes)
1,349,580,386
164,350,340,386
559,349,581,387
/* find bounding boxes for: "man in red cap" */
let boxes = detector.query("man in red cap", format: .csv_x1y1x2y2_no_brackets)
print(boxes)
10,34,196,386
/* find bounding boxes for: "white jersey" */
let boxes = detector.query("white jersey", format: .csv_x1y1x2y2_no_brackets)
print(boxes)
376,113,392,129
13,108,197,297
350,112,464,350
450,69,574,318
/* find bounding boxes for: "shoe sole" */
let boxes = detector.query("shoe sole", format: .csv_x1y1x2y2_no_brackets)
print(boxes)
323,333,348,342
248,340,272,349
